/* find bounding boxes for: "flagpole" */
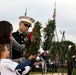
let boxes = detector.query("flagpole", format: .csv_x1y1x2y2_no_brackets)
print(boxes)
53,2,61,75
53,2,56,20
25,7,27,16
53,2,59,42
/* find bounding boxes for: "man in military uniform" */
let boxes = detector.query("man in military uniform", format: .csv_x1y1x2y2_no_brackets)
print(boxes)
12,16,35,62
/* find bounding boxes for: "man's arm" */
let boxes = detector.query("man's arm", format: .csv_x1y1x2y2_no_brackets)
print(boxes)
11,36,26,52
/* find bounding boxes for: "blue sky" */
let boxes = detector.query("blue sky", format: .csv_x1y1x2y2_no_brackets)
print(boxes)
0,0,76,43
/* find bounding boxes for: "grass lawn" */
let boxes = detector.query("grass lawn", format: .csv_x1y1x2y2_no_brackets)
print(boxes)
29,72,67,75
29,68,68,75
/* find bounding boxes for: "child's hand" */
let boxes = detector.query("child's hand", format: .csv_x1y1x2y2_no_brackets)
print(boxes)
29,54,36,60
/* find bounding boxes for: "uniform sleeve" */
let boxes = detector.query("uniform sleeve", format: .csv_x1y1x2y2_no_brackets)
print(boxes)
11,36,26,52
16,59,31,69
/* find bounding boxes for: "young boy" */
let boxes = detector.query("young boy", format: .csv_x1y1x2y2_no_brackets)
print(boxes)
0,44,36,75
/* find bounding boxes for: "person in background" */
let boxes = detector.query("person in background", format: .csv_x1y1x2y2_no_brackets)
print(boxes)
35,49,49,73
0,20,26,59
12,16,35,62
49,59,54,72
0,44,36,75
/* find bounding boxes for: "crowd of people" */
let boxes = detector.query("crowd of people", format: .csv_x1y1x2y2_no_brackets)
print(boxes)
0,15,37,75
0,15,58,75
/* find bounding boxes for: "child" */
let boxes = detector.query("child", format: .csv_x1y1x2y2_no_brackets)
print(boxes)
0,44,36,75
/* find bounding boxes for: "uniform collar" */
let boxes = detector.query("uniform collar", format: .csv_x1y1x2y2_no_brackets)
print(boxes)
17,30,23,35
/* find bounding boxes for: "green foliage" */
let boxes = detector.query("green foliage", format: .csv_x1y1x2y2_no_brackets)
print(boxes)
59,41,75,61
42,19,56,51
23,18,76,63
72,68,76,75
47,40,75,61
24,21,42,57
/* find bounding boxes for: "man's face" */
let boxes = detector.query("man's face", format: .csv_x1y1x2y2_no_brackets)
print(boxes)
19,22,29,33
